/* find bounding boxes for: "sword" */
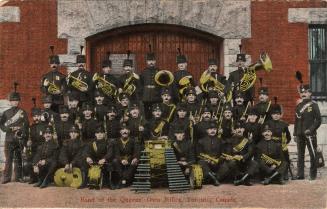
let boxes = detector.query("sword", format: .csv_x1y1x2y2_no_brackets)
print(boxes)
306,135,316,159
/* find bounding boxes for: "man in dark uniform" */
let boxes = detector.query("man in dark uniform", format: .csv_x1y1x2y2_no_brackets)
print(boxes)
116,93,130,122
160,87,176,123
171,128,195,177
254,86,272,124
265,97,292,180
219,103,234,140
58,125,87,188
221,121,255,186
197,122,223,186
114,123,140,188
84,125,115,189
40,46,66,112
32,126,59,188
172,49,195,102
67,91,80,122
54,105,74,147
144,104,169,140
94,90,108,122
93,52,121,103
228,46,254,104
26,107,47,184
207,90,223,121
119,52,141,102
232,91,248,122
184,87,200,120
294,84,321,180
67,46,93,105
244,107,262,144
81,102,99,145
168,103,191,140
254,124,286,185
194,106,213,143
105,104,121,140
0,87,29,184
41,95,58,122
140,46,162,120
126,102,145,144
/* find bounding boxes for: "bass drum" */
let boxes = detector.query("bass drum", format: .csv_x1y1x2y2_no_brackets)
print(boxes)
88,165,103,189
189,164,203,189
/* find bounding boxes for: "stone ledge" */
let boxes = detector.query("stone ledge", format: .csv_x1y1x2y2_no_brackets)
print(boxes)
0,6,20,23
288,8,327,24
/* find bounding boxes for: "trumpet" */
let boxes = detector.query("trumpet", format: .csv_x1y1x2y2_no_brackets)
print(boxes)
67,73,89,92
261,153,281,166
92,73,117,97
198,153,220,165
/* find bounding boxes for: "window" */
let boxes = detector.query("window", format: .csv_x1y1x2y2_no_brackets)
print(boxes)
309,25,327,99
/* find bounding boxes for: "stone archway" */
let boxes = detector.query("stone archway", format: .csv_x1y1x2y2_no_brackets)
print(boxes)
57,0,251,75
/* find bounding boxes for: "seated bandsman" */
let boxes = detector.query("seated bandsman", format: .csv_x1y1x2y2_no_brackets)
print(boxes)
169,103,191,140
126,102,145,144
254,124,286,185
144,104,169,140
172,128,194,177
41,95,58,121
219,103,234,140
32,126,59,188
94,90,108,122
232,91,248,122
264,97,292,180
185,87,200,118
81,102,99,145
105,104,121,140
244,107,262,144
222,121,255,186
84,125,114,189
55,105,74,147
58,125,86,188
114,123,140,188
160,87,176,123
117,93,130,122
254,82,272,124
67,91,80,122
207,90,223,120
194,106,213,142
197,122,223,186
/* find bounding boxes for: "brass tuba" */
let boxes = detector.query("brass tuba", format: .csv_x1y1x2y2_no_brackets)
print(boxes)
240,52,272,92
67,73,89,92
155,70,174,87
92,73,117,97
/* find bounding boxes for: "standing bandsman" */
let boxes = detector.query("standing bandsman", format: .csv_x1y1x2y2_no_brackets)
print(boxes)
40,46,66,112
93,52,121,104
228,45,254,104
119,51,141,102
32,126,59,188
114,123,140,188
140,45,162,120
172,48,195,102
254,79,271,124
294,71,321,180
0,83,29,184
67,46,93,105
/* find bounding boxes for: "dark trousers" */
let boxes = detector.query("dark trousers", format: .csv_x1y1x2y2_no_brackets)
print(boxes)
222,159,257,180
35,161,58,182
116,163,137,184
198,160,223,181
255,159,287,179
297,135,317,178
3,141,22,181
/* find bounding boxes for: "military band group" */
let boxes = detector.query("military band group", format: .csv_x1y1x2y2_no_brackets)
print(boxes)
0,45,321,190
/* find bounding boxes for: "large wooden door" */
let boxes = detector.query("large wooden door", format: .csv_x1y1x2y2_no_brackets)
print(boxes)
87,24,222,81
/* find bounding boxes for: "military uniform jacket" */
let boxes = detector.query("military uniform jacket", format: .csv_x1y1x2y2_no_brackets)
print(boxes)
58,138,83,165
223,135,253,161
255,139,284,164
54,120,74,147
232,104,246,121
172,70,195,102
84,139,112,162
172,140,195,164
197,136,223,158
254,101,272,123
228,67,254,103
68,107,80,122
119,72,141,101
95,104,108,122
168,118,191,140
144,118,169,139
244,122,262,144
294,99,321,136
208,103,223,119
0,107,29,143
126,117,144,139
44,108,59,121
194,120,211,141
105,118,120,139
41,69,67,105
32,139,59,165
186,101,200,117
161,103,176,122
265,120,291,144
29,122,47,150
221,118,233,139
68,68,94,102
140,66,161,102
114,137,140,163
81,118,99,144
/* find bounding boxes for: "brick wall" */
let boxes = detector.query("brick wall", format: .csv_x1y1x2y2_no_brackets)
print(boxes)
0,0,67,116
243,0,326,123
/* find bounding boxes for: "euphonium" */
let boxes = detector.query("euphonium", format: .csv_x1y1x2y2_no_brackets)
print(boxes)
67,73,89,92
123,72,139,96
240,52,272,92
45,79,61,95
178,75,193,96
92,73,117,97
155,70,174,87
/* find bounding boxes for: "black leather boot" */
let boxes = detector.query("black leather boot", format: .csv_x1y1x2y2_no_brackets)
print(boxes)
208,172,220,186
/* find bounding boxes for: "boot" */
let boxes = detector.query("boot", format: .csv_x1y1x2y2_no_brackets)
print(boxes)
40,176,49,189
234,173,249,186
208,172,220,186
262,171,279,185
78,171,87,189
34,178,43,187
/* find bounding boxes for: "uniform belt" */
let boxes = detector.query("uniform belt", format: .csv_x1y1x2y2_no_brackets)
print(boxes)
145,85,155,88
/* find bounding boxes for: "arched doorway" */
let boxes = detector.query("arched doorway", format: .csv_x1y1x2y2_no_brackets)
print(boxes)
86,24,223,81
